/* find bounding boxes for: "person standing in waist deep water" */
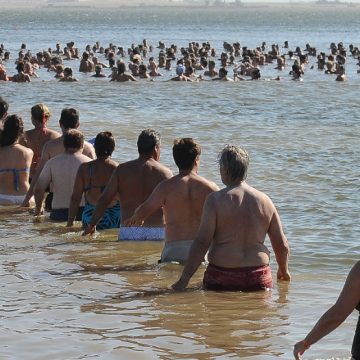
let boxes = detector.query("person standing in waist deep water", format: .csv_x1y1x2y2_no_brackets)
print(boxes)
293,260,360,360
125,138,219,264
21,107,95,208
83,129,173,240
67,131,120,230
0,115,33,205
172,145,290,291
20,104,61,180
33,129,91,220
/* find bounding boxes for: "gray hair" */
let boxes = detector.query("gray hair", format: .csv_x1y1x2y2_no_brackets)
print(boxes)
219,145,249,182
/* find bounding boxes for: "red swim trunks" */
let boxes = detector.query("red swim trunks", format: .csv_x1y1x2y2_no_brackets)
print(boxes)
203,263,273,291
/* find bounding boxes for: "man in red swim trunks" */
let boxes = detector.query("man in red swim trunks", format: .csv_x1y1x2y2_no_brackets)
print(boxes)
172,145,291,292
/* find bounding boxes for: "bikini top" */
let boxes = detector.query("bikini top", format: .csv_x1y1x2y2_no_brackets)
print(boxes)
0,167,30,191
83,163,106,201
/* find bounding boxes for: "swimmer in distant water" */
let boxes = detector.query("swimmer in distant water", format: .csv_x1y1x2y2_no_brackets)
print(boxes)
293,261,360,360
125,138,219,264
0,97,9,124
172,145,290,291
83,129,173,240
170,64,193,81
335,65,346,82
91,65,106,78
111,61,136,82
213,67,233,81
79,51,94,73
11,62,31,83
59,67,78,82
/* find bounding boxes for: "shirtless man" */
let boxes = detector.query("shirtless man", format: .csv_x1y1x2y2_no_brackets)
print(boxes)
11,62,31,83
21,107,95,207
79,52,95,73
34,129,91,220
83,129,173,240
172,145,290,291
125,138,219,264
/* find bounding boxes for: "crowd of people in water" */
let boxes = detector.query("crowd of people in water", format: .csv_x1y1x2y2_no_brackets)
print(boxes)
1,38,359,83
0,95,359,359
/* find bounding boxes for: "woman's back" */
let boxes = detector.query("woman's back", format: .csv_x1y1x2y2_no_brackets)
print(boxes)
0,143,33,196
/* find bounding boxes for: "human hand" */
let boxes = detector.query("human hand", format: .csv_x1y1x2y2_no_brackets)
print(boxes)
21,199,31,208
293,340,310,360
123,216,143,227
277,269,291,281
171,276,189,291
82,225,96,236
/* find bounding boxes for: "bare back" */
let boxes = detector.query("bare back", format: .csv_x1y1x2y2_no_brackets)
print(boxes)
79,158,118,206
116,158,172,226
42,136,95,161
0,144,33,195
22,128,61,176
207,182,274,268
161,173,219,241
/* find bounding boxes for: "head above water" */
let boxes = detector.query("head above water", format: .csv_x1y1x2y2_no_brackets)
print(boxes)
59,108,79,130
0,114,24,147
218,145,249,184
173,138,201,171
63,129,84,152
94,131,115,158
0,96,9,120
137,129,161,156
31,103,51,125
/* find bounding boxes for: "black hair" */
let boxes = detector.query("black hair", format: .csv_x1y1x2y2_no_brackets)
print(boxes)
0,114,24,147
94,131,115,158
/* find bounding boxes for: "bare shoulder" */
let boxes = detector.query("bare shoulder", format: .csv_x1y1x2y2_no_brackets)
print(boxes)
350,261,360,279
47,129,61,139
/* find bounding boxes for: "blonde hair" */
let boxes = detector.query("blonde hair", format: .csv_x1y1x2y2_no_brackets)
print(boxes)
31,103,51,125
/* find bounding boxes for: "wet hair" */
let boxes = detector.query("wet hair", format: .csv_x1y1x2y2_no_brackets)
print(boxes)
64,67,73,76
63,129,84,151
94,131,115,158
31,104,51,125
59,108,79,130
0,114,24,147
0,96,9,119
16,61,25,72
117,61,126,74
219,145,249,182
137,129,160,155
173,138,201,171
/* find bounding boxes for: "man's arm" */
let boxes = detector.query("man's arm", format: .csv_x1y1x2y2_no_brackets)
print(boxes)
172,194,217,290
33,162,52,216
124,182,166,226
267,205,290,281
83,168,118,235
293,261,360,359
21,144,51,207
83,142,96,159
67,165,85,227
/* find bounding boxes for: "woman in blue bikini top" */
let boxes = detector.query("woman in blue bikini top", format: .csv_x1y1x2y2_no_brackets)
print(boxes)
0,114,33,205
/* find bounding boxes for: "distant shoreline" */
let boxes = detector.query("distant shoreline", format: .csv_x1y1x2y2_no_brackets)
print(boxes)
0,1,359,10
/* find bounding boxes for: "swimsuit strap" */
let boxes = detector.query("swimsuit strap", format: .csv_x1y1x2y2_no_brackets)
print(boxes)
0,167,30,191
83,163,106,202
